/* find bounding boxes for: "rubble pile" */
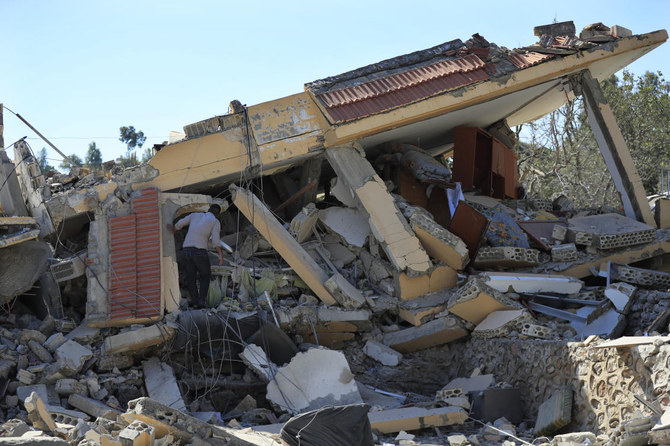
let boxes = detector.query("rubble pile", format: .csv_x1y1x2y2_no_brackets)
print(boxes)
1,19,670,446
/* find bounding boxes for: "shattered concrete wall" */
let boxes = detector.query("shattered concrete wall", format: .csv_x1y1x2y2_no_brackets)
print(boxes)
353,337,668,435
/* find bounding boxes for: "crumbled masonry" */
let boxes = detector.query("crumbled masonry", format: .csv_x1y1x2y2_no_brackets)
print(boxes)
0,19,668,446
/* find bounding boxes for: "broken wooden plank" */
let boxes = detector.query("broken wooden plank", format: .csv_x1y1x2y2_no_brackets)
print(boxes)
230,185,337,305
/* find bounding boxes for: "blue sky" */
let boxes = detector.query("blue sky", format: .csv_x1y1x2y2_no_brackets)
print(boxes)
2,1,669,167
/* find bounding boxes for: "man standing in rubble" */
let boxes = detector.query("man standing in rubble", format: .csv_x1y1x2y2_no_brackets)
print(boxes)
168,204,224,308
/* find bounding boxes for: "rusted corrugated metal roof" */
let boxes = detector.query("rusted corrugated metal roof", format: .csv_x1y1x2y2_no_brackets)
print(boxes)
109,188,161,321
317,54,490,123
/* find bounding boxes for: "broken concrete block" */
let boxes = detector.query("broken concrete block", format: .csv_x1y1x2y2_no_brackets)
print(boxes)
122,398,229,442
323,242,357,267
568,213,655,249
551,243,578,262
607,262,670,289
324,273,366,309
289,203,318,243
55,379,88,397
552,224,567,242
573,308,626,339
266,348,362,415
20,329,47,345
17,369,35,385
239,344,277,382
472,310,531,339
435,395,470,410
395,264,457,301
534,388,572,436
101,324,175,356
330,177,357,208
520,322,553,339
480,272,584,295
398,289,452,326
65,323,101,344
55,340,92,376
119,420,155,446
363,340,403,366
0,419,31,437
68,394,121,420
27,340,54,364
43,333,67,353
409,212,469,270
24,392,56,432
17,385,49,403
318,206,370,248
97,354,134,372
448,278,519,324
605,282,636,314
141,358,186,412
368,406,467,434
473,246,539,268
383,316,468,354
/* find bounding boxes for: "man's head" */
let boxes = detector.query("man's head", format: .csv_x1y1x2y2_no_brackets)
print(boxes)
208,204,222,216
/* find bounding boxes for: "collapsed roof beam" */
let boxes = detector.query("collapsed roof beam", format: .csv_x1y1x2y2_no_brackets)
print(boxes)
577,70,655,226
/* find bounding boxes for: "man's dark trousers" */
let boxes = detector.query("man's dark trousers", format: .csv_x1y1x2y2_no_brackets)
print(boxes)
182,247,211,306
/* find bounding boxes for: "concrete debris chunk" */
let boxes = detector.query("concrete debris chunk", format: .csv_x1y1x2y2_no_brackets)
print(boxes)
266,348,362,415
567,213,655,249
368,406,467,434
472,310,531,339
123,397,252,444
479,272,583,294
101,324,175,356
289,203,318,243
383,316,468,353
68,394,120,420
605,282,636,314
118,420,155,446
141,357,187,412
43,333,67,353
0,419,32,438
27,340,54,364
409,211,469,270
55,340,92,375
551,242,578,262
318,206,370,248
395,264,457,301
474,246,540,268
55,379,88,397
239,344,277,382
24,391,56,432
363,340,403,366
324,273,366,309
448,278,520,324
398,289,452,326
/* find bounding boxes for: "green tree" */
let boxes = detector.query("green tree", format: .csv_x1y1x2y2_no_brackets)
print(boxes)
116,151,139,168
85,142,103,171
59,154,83,171
37,147,55,173
119,126,147,152
518,70,670,208
140,147,153,162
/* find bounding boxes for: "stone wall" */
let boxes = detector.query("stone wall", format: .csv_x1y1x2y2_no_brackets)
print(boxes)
351,337,670,435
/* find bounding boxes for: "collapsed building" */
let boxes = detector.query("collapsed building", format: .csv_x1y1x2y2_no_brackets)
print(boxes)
1,20,670,445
